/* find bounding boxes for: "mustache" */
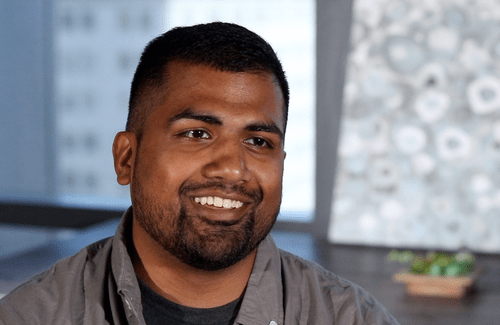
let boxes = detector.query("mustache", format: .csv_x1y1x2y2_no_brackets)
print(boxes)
179,180,263,203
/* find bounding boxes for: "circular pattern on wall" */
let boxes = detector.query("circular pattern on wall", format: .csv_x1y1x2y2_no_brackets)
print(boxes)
436,127,473,160
332,0,500,252
467,75,500,115
384,36,425,73
414,89,451,123
368,158,399,190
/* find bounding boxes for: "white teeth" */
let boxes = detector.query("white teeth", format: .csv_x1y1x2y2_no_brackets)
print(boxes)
193,196,244,209
213,197,223,207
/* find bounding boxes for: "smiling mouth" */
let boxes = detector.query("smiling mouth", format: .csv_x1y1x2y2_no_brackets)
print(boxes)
193,196,244,209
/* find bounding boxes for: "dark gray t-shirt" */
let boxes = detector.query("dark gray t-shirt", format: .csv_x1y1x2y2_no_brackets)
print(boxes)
138,277,241,325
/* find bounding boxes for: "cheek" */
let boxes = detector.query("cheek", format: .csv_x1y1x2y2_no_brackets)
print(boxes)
256,160,284,196
133,155,171,198
253,161,283,235
138,147,194,183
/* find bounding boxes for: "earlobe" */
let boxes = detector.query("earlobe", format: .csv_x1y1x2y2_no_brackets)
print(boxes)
112,131,137,185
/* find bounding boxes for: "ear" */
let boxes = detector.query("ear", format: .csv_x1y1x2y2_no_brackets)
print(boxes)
112,131,137,185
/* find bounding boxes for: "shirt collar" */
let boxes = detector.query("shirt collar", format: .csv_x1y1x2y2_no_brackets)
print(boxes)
111,207,145,322
234,235,284,325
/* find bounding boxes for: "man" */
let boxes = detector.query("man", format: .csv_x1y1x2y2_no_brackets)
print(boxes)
0,22,399,324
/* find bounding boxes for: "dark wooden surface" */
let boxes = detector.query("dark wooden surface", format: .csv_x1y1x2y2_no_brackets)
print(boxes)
1,224,499,324
313,240,500,324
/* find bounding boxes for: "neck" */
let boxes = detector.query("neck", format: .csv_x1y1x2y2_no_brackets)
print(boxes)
131,218,256,308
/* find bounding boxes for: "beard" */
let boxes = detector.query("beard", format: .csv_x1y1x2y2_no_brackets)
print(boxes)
131,176,280,271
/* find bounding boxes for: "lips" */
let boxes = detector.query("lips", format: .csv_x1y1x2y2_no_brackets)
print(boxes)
180,181,263,214
193,196,244,209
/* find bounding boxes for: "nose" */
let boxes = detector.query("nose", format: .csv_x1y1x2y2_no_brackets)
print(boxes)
201,138,252,184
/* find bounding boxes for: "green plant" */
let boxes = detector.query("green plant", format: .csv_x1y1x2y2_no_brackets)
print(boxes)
388,250,475,277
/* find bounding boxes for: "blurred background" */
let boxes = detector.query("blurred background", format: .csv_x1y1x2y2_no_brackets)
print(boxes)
0,0,315,217
1,0,318,256
1,0,500,323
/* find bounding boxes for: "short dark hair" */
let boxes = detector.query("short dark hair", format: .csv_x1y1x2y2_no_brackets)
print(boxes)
126,22,289,137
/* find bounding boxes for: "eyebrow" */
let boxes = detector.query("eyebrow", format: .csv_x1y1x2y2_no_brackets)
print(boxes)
245,123,284,141
168,108,284,140
167,108,223,126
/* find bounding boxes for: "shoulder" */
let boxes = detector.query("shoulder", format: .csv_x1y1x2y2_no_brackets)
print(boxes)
279,250,400,325
279,249,360,295
0,237,113,325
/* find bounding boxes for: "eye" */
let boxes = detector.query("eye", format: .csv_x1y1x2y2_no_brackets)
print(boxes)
244,137,272,148
183,130,211,139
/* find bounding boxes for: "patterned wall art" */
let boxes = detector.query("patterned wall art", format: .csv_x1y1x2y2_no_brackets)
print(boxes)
329,0,500,252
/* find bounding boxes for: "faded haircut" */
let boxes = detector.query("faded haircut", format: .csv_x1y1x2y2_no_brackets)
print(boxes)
126,22,289,140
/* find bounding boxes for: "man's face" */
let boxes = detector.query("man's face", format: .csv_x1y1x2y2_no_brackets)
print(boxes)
122,62,285,271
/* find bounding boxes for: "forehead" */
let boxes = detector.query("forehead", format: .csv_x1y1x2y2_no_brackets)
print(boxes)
144,62,285,128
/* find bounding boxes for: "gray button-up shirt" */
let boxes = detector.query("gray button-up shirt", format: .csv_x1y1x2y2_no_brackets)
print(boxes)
0,208,399,324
